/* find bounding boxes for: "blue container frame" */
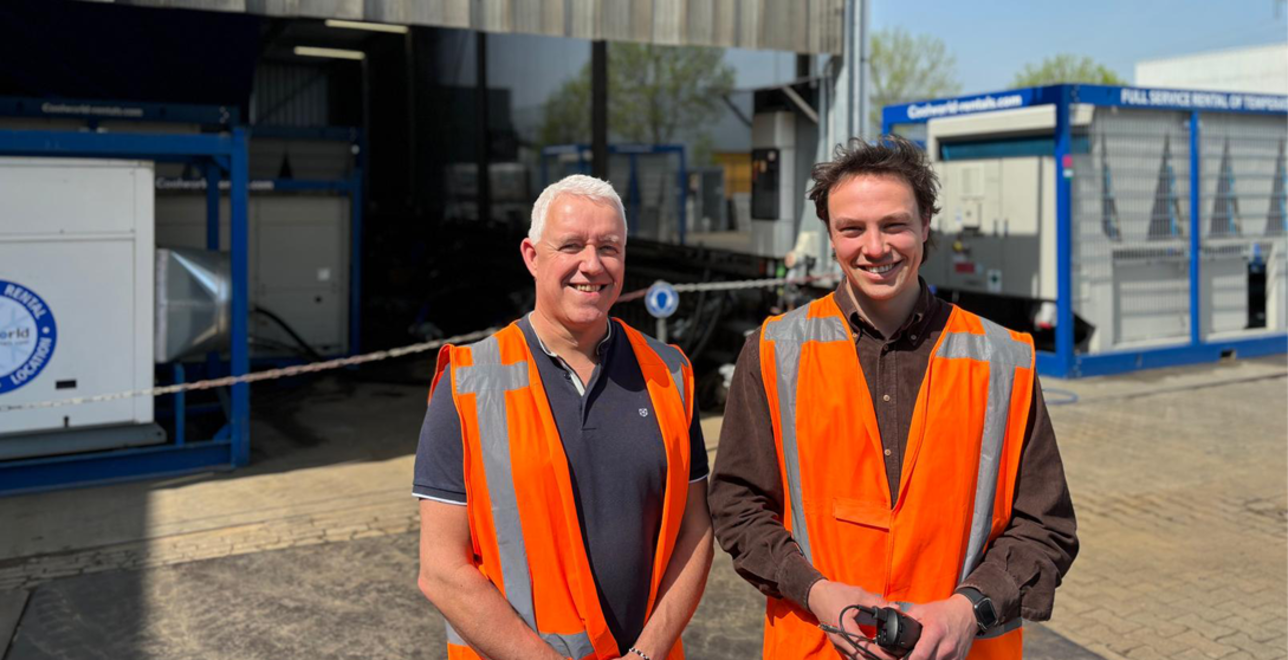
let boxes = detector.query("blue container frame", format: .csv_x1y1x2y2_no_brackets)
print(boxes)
241,124,365,361
0,127,252,495
882,84,1288,378
159,125,365,447
539,144,689,245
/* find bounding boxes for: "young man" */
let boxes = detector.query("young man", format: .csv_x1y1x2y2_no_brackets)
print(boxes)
709,137,1078,660
415,175,712,660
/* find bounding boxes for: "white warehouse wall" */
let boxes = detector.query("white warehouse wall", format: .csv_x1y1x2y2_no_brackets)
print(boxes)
1136,43,1288,95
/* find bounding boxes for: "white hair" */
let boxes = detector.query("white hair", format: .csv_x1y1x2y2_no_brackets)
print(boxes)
529,174,628,243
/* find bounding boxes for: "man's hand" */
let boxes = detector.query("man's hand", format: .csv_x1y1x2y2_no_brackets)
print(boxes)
808,580,896,659
902,595,977,660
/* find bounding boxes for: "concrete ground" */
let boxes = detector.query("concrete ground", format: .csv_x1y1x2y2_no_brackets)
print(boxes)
0,355,1284,659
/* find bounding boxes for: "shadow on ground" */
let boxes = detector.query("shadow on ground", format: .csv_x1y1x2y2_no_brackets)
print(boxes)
5,531,1102,660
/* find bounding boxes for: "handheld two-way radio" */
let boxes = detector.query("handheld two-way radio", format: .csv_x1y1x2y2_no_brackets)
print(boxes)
819,604,922,659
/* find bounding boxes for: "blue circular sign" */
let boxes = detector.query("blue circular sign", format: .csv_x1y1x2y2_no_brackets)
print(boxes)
645,281,680,319
0,280,58,395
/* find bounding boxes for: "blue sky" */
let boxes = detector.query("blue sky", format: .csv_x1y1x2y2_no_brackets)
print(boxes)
871,0,1288,93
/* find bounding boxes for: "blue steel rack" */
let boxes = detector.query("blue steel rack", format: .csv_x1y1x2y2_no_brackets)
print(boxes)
0,127,252,494
0,99,366,495
160,124,365,448
882,84,1288,378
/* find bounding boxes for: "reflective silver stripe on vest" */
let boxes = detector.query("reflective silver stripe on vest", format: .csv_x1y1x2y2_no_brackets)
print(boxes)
642,330,688,411
764,307,851,564
934,317,1032,587
453,335,595,659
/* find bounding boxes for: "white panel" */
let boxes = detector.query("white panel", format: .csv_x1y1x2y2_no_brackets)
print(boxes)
711,0,737,47
1201,252,1250,335
652,0,683,45
1000,157,1042,297
0,158,154,436
738,0,762,51
568,0,599,39
0,158,148,236
154,194,349,356
1039,156,1057,300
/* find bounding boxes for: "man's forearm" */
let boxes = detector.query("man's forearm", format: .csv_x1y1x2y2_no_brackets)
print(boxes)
420,552,564,659
631,485,714,659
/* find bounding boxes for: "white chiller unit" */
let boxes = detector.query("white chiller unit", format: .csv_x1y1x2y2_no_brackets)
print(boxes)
0,157,161,456
918,99,1287,358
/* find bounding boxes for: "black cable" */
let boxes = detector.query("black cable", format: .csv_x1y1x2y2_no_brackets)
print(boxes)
685,292,727,364
249,335,317,360
251,306,323,361
817,605,888,660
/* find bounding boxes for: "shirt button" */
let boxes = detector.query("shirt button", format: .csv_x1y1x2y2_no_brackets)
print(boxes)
884,448,892,456
882,394,891,402
910,334,917,341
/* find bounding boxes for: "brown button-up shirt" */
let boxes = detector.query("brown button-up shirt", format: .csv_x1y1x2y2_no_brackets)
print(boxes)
708,279,1078,625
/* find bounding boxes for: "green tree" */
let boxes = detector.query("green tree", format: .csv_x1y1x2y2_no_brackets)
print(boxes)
1011,54,1126,87
539,43,735,149
871,27,962,132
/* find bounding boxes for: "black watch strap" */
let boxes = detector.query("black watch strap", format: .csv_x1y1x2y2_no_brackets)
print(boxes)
956,587,999,634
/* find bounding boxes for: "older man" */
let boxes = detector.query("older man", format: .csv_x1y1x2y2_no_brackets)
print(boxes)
415,175,713,660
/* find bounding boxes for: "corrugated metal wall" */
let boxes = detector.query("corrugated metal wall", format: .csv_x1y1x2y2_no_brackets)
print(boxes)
251,62,330,126
84,0,846,53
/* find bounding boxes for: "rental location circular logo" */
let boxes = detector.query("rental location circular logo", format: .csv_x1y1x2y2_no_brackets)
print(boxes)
0,280,58,395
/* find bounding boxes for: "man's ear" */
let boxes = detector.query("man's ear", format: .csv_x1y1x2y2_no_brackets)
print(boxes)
520,238,539,278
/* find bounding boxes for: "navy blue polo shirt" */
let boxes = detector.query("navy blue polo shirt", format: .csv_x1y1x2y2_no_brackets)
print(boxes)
413,315,708,649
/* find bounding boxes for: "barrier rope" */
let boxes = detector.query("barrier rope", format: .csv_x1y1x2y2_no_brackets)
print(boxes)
0,275,824,412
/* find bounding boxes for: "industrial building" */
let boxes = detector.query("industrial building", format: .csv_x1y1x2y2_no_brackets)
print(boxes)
874,84,1288,377
1,0,1284,496
0,0,855,493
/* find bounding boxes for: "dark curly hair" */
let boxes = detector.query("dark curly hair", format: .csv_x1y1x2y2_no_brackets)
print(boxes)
807,136,940,252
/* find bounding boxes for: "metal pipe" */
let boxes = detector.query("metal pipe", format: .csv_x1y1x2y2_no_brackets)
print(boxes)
476,32,491,224
592,40,609,180
858,0,871,138
842,0,855,140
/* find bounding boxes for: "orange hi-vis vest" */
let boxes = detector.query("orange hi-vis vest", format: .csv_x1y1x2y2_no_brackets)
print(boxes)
432,318,696,660
758,293,1035,660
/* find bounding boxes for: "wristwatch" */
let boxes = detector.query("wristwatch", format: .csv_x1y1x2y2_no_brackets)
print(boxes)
956,587,998,635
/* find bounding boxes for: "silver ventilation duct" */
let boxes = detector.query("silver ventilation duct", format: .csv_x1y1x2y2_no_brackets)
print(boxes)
155,248,231,363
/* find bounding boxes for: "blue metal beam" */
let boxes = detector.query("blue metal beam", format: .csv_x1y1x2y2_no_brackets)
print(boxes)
1189,111,1203,345
204,162,221,250
0,129,240,158
229,128,251,468
883,84,1287,128
1074,335,1287,378
0,442,235,497
0,96,238,126
1054,86,1076,376
349,169,364,355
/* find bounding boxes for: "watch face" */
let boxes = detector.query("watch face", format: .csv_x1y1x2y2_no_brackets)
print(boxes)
975,597,998,628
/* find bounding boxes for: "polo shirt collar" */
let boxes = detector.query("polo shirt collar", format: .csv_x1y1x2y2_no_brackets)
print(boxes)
526,313,614,359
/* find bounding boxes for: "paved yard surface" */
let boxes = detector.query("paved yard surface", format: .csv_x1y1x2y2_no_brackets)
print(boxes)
1,355,1284,659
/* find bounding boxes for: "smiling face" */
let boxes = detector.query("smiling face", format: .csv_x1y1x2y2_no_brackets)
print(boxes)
827,173,929,313
521,193,626,332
